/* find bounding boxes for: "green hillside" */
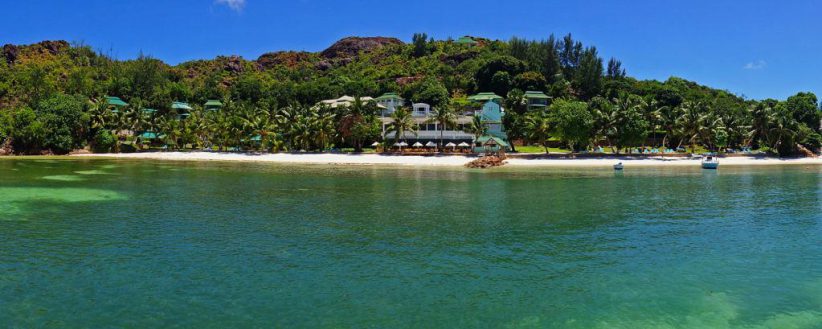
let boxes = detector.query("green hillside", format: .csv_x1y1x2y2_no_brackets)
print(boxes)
0,34,819,155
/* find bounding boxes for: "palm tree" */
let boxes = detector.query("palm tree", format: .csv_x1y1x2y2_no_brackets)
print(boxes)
524,111,552,153
427,103,457,150
158,116,182,150
767,105,799,155
675,101,706,153
183,109,209,150
241,107,276,152
339,97,378,152
749,101,774,149
697,111,723,151
464,115,487,143
588,96,615,150
642,98,661,147
612,94,646,153
656,104,680,149
88,98,113,133
386,107,417,145
312,109,337,151
292,113,313,151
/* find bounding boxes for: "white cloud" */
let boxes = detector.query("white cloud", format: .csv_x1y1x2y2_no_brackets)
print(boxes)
215,0,245,12
744,60,766,70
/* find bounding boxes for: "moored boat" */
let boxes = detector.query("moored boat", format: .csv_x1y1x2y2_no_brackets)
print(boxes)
613,162,624,170
701,154,719,169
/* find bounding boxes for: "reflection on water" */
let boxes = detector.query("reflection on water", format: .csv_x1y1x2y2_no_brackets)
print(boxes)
41,175,86,182
0,158,820,327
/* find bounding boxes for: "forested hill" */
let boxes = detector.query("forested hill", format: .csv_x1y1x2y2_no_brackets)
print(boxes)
0,34,819,156
1,34,746,109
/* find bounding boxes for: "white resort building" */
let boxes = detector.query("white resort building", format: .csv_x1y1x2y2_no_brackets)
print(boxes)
379,100,476,144
320,92,511,150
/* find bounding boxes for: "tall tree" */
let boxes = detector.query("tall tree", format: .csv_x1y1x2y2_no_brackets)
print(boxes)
412,33,430,57
573,47,604,100
606,58,626,79
550,99,594,151
786,92,820,131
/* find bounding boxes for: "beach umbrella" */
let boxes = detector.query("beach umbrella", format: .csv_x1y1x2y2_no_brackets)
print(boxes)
412,142,423,148
398,142,408,147
446,142,456,148
458,142,470,148
371,141,381,147
393,142,402,147
425,141,437,148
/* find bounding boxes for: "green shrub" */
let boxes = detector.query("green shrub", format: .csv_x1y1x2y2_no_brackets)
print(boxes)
93,130,115,153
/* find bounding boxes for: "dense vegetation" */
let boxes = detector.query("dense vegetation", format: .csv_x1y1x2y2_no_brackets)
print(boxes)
0,35,819,155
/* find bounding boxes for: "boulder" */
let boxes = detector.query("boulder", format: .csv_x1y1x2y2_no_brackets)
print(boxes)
465,155,507,169
2,44,18,65
224,55,244,73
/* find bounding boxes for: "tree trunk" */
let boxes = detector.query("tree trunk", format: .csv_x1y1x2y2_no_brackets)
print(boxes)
440,128,444,153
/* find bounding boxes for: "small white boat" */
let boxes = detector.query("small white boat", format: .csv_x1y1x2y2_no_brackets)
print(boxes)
613,162,624,170
701,155,719,169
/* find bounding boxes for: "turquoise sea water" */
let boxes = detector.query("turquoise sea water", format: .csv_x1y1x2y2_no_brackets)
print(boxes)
0,159,820,328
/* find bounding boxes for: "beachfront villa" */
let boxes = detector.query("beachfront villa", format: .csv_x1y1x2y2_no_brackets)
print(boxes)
477,99,507,140
380,101,476,145
524,91,550,111
371,91,511,149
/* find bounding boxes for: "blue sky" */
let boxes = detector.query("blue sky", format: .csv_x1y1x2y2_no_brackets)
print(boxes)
1,0,820,100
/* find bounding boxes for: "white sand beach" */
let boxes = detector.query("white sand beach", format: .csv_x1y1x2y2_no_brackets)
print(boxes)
71,152,822,167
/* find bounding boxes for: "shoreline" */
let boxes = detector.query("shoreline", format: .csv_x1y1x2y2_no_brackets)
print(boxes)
65,152,822,167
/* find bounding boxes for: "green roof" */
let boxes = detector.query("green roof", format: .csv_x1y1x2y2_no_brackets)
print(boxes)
106,96,128,107
375,92,403,101
171,102,193,111
524,91,550,99
139,132,164,139
477,135,510,147
468,92,503,102
204,100,223,108
455,36,478,45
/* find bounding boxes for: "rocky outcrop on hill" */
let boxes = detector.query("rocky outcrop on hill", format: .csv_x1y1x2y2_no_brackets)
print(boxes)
320,37,403,59
2,44,18,65
223,55,244,73
256,51,312,69
2,40,70,65
40,40,68,55
441,50,479,66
